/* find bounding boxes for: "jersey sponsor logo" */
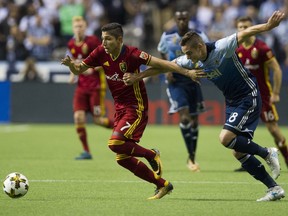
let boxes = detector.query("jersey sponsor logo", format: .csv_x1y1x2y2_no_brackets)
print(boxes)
119,61,127,73
244,58,259,70
139,51,149,60
206,69,222,79
251,47,258,59
106,72,123,82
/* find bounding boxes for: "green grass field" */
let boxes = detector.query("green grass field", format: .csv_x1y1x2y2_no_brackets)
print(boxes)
0,124,287,216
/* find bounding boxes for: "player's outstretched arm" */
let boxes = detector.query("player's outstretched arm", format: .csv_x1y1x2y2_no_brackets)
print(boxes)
237,11,285,44
123,67,166,85
61,55,89,75
148,56,190,76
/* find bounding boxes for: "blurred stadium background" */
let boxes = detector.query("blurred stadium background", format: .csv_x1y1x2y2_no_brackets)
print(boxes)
0,0,287,125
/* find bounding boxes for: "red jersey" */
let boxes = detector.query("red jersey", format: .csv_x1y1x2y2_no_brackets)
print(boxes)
236,38,274,97
67,35,106,91
83,45,151,111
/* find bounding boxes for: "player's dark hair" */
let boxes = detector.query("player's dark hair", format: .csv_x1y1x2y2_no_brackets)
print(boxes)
180,31,203,46
236,16,253,24
101,23,123,38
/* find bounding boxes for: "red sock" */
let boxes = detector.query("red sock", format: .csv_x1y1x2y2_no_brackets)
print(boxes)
117,157,166,188
77,126,89,153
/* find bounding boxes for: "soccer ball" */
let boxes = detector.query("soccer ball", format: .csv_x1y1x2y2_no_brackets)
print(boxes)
3,172,29,198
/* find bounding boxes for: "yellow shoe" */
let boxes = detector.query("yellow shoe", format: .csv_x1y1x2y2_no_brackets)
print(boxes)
148,181,173,200
187,159,200,172
148,149,162,179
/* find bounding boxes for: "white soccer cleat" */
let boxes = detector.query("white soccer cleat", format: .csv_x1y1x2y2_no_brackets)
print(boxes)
257,186,285,201
187,159,200,172
265,147,281,180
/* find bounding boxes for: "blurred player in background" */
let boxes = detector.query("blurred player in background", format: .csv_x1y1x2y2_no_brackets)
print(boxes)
61,22,203,199
235,16,288,171
157,9,208,172
67,16,113,160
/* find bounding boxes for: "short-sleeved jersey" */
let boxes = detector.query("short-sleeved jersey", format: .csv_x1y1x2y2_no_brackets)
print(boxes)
176,33,258,102
236,38,274,97
67,35,105,91
83,45,151,111
157,29,208,84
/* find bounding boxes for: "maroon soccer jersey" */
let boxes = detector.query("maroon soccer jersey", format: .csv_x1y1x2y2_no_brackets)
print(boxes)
68,35,105,91
236,39,274,98
237,38,279,122
83,45,151,112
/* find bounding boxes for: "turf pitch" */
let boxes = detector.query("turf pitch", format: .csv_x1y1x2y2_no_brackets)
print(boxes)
0,124,287,216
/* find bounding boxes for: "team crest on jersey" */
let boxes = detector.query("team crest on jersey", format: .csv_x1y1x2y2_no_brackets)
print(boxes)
71,48,75,54
81,43,89,55
251,47,258,59
238,52,243,58
139,51,149,60
119,62,127,73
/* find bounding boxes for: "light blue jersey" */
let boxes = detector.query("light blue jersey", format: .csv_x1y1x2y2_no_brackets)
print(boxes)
176,33,261,136
158,29,208,84
176,33,258,101
157,28,207,115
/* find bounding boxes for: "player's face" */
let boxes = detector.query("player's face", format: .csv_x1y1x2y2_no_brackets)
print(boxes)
175,11,189,31
101,32,122,55
73,21,86,40
182,43,204,63
237,21,252,32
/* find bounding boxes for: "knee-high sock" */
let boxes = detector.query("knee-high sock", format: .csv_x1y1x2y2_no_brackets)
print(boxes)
180,122,195,161
77,126,89,153
226,136,268,158
239,154,277,188
117,156,166,188
191,126,199,161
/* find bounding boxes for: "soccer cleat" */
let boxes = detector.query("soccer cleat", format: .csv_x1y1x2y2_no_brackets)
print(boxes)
265,147,280,180
187,158,200,172
148,149,162,179
256,186,285,201
148,181,173,200
234,167,246,172
75,151,92,160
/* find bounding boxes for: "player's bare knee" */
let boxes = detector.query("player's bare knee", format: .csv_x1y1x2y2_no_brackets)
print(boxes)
180,117,190,125
219,134,229,146
233,150,246,159
74,111,85,124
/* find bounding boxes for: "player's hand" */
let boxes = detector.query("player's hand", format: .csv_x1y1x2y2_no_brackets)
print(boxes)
123,73,140,85
266,11,285,30
61,55,73,66
270,93,280,105
186,69,207,84
165,72,175,84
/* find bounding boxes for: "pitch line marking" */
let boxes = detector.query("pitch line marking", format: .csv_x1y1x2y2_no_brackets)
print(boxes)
28,180,288,185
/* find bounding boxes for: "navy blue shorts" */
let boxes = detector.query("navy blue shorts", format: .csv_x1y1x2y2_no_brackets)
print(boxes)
166,82,205,116
223,94,261,138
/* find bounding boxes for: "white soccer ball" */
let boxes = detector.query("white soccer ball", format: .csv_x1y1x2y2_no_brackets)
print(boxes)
3,172,29,198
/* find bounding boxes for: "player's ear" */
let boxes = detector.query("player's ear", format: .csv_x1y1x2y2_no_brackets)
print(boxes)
117,36,123,43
